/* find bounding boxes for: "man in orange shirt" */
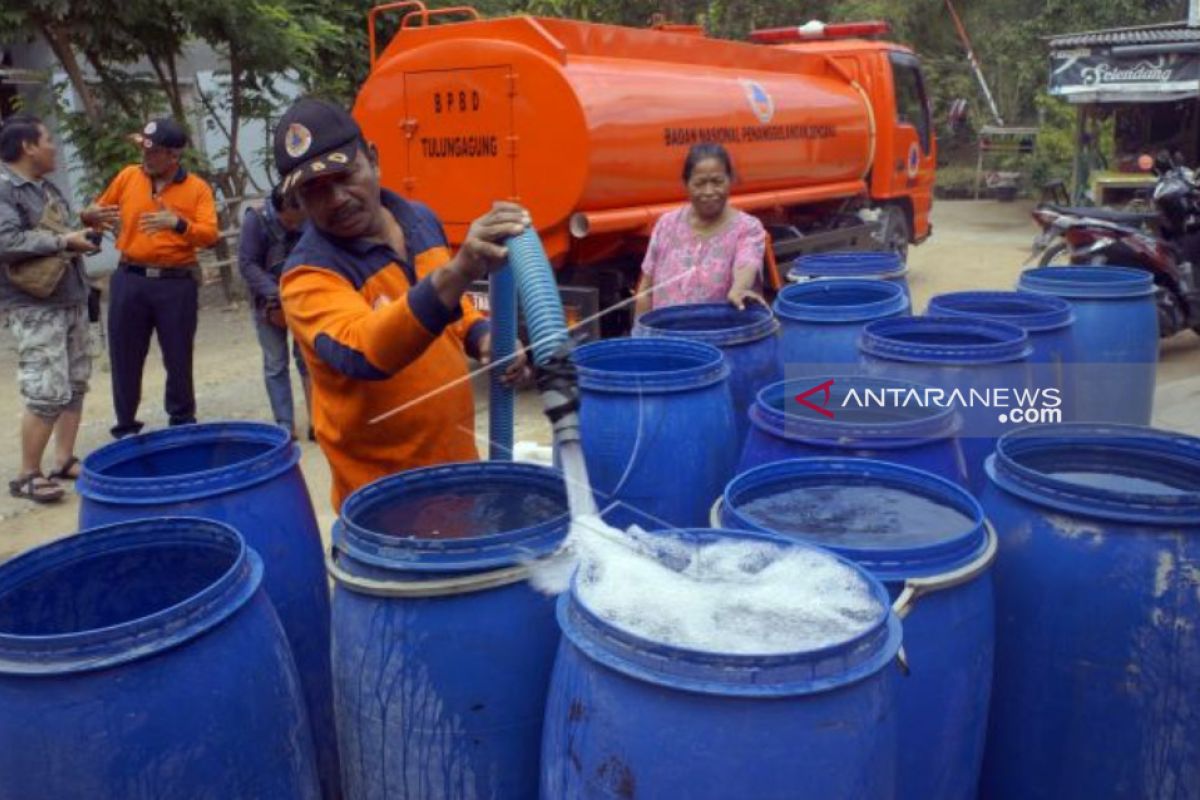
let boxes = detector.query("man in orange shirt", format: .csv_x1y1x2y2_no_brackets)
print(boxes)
273,98,529,509
85,119,219,437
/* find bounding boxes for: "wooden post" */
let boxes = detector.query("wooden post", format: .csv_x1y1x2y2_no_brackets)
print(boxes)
974,133,985,200
1070,105,1085,204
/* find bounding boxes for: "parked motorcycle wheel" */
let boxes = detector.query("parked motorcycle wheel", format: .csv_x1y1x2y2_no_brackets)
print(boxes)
1037,242,1073,267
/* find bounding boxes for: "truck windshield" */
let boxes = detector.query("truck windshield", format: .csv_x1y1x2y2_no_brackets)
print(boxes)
890,54,931,155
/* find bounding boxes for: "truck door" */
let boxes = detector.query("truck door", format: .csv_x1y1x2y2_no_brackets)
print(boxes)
888,53,935,239
402,67,515,232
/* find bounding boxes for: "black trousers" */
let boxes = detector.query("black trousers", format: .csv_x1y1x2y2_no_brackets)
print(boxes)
107,268,199,437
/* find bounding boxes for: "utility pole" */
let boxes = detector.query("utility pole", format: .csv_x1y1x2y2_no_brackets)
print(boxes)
944,0,1004,126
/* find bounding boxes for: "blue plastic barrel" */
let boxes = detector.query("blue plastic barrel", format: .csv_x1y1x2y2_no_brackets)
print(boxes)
1017,267,1157,425
789,251,911,300
541,527,902,799
980,424,1200,799
633,302,779,452
860,316,1033,494
774,279,909,373
0,517,320,799
329,462,569,800
739,376,968,486
76,421,337,798
721,459,995,800
575,338,738,528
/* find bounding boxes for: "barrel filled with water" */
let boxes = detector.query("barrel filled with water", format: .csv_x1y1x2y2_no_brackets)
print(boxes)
774,279,909,374
721,458,994,799
76,421,338,797
789,251,911,300
980,424,1200,799
1017,266,1157,425
860,316,1032,494
0,517,320,799
740,376,968,487
330,462,569,800
575,338,738,527
633,302,779,452
541,527,902,799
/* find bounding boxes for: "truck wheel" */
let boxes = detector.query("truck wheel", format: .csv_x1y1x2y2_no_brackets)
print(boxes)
879,206,910,262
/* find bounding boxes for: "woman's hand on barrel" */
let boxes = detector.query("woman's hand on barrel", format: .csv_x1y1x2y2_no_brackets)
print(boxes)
456,202,533,280
727,286,767,311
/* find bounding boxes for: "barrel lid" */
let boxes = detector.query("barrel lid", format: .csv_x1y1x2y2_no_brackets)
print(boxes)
1018,266,1156,299
633,302,779,347
723,458,986,581
337,461,570,573
558,527,900,697
859,316,1032,365
987,424,1200,525
926,291,1074,333
774,279,909,323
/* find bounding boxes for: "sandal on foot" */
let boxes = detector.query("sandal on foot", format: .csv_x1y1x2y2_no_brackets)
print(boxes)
48,456,81,481
8,472,64,504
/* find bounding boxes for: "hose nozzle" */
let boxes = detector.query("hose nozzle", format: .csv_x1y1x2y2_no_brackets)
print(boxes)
535,341,580,446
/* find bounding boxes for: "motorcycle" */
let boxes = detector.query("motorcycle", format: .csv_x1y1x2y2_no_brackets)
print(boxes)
1030,153,1200,338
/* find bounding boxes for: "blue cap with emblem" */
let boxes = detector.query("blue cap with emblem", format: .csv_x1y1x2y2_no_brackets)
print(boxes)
273,98,363,196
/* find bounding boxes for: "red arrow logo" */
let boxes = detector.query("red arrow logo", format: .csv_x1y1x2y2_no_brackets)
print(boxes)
795,379,835,418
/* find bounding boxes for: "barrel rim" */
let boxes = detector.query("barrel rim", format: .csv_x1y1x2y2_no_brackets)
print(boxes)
632,302,780,347
337,461,570,573
557,527,901,697
774,278,909,323
77,421,299,505
1018,266,1156,299
574,338,730,393
790,251,908,281
987,423,1200,524
749,376,961,446
0,517,261,675
926,290,1075,333
722,457,987,580
859,316,1033,365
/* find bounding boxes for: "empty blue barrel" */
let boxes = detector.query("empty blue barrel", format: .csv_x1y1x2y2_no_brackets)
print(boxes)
575,338,738,528
926,290,1076,419
541,527,902,799
1017,267,1157,425
721,459,995,800
330,462,569,800
774,279,909,373
789,251,911,301
0,517,320,799
76,422,337,799
740,376,968,487
980,424,1200,799
860,317,1033,494
633,302,779,451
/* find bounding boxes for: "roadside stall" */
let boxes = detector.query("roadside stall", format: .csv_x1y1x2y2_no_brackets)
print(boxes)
1049,21,1200,206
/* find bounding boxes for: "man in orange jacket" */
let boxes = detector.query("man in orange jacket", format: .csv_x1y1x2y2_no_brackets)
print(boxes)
85,119,219,437
273,98,529,510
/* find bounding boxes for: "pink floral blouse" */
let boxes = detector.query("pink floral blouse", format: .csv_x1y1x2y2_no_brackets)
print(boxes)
641,207,767,308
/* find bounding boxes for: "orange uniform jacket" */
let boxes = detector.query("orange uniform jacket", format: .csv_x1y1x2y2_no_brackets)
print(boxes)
96,165,219,266
280,191,489,510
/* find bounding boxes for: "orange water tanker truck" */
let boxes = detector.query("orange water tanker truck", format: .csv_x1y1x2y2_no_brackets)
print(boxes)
354,6,937,334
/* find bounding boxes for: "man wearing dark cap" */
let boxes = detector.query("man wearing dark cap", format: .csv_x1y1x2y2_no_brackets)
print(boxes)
274,98,530,510
84,118,219,437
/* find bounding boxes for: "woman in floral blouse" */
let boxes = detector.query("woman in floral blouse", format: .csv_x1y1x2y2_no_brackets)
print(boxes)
634,143,767,317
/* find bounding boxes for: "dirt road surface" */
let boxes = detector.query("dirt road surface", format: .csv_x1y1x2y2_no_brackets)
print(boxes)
2,199,1198,562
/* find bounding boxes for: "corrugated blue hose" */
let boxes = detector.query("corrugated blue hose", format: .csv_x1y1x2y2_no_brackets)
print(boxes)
488,265,516,460
506,228,568,366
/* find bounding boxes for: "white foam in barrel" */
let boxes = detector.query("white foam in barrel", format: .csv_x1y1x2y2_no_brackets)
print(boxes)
531,515,883,655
